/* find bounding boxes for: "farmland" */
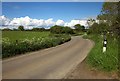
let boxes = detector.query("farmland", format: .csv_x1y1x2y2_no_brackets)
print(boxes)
2,31,71,58
2,31,50,41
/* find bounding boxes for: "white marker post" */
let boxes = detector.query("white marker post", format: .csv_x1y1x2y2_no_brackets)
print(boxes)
103,32,107,53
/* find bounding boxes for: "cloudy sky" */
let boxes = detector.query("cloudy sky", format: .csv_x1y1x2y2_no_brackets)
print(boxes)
1,2,103,29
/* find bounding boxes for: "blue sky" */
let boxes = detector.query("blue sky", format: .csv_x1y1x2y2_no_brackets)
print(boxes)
1,2,103,29
3,0,105,2
2,2,103,22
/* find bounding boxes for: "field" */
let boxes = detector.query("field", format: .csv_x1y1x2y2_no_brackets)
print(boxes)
2,31,50,41
83,34,118,72
2,31,71,58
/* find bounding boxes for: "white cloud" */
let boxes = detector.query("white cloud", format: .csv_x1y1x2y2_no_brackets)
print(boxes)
9,16,56,27
0,15,92,29
9,16,31,26
45,18,55,27
0,15,10,26
64,20,88,28
56,20,64,26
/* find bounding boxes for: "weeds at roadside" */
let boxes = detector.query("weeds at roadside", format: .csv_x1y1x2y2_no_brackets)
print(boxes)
83,34,118,72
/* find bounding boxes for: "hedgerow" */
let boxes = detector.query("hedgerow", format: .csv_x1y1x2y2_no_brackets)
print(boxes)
2,35,71,58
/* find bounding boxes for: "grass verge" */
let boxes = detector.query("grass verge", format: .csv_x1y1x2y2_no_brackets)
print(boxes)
83,34,118,72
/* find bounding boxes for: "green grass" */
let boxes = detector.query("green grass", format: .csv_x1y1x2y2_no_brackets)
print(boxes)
2,31,71,58
2,31,50,41
83,34,118,72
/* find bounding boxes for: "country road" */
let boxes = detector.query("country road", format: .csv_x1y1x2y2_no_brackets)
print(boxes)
2,36,94,79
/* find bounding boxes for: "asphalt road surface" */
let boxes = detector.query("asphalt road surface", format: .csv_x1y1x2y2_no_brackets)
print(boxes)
2,36,94,79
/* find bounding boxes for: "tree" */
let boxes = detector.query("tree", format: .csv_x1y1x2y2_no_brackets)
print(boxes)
50,25,62,34
97,2,118,27
88,23,99,34
2,28,12,31
74,24,85,32
50,25,74,34
81,26,85,31
63,27,74,34
117,1,120,36
97,2,120,37
112,1,120,37
31,28,45,31
18,25,24,31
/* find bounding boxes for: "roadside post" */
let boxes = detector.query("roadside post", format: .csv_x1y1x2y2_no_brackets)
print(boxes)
103,31,107,53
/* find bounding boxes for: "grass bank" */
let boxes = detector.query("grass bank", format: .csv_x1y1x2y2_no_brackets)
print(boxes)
83,34,118,72
2,31,71,58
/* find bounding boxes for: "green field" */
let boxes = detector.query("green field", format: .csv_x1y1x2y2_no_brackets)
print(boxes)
2,31,71,58
83,34,118,72
2,31,50,41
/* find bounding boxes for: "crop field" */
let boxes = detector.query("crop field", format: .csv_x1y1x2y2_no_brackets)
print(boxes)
83,34,118,72
2,31,71,58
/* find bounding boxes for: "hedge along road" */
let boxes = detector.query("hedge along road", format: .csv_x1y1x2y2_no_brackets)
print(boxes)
2,36,94,79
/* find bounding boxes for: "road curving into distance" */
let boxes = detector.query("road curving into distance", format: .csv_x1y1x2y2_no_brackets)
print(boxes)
2,36,94,79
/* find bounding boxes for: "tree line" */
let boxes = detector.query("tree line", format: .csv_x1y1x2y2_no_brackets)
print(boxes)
2,24,85,34
2,26,48,32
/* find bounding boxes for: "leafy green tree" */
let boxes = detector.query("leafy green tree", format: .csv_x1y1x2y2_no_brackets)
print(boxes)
81,26,85,31
18,25,24,31
50,25,62,34
97,2,120,37
112,2,120,37
99,23,109,34
88,22,109,34
74,24,85,32
88,23,99,34
117,1,120,36
63,27,74,34
50,25,73,34
97,2,118,26
32,28,45,31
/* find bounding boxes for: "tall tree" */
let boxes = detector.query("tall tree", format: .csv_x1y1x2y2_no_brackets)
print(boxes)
97,2,120,37
18,25,24,31
114,1,120,37
74,24,85,32
97,2,118,26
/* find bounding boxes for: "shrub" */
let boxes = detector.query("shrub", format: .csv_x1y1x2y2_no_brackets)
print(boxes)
2,35,71,58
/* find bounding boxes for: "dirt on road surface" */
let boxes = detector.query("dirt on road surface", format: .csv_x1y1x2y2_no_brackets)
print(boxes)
2,36,94,79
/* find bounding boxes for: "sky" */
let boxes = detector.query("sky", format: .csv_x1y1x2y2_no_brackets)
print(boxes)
1,2,103,29
2,0,106,2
